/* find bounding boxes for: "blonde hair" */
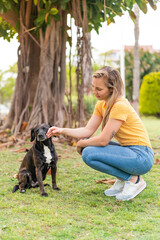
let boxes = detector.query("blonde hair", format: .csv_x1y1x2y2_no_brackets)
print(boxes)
93,66,124,129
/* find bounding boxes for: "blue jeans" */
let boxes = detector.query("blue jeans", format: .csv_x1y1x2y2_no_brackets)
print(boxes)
82,141,154,181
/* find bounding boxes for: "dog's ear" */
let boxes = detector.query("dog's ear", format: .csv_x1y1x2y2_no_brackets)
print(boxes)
48,123,52,128
30,128,35,142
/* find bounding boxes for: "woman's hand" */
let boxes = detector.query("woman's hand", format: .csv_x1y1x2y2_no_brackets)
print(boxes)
46,126,63,138
76,146,83,155
76,139,86,155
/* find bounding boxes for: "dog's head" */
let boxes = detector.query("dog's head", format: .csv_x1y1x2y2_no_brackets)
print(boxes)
17,168,32,193
31,123,51,142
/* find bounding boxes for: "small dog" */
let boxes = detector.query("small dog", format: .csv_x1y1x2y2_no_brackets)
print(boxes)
12,123,60,196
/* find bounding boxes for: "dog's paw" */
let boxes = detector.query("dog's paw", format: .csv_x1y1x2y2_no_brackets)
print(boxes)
12,185,19,193
41,192,48,197
20,189,26,193
53,187,60,191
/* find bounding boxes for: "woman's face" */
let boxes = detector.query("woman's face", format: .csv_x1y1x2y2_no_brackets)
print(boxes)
92,77,111,101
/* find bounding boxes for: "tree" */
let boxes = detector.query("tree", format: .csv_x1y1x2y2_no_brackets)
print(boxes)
133,4,140,114
0,0,157,135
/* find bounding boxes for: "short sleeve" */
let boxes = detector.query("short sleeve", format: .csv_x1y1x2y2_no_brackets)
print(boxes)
93,101,103,117
109,101,128,122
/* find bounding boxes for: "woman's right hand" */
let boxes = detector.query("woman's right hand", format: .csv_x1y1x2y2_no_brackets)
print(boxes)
46,126,63,138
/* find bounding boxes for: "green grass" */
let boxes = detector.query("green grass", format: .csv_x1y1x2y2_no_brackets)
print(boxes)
0,116,160,240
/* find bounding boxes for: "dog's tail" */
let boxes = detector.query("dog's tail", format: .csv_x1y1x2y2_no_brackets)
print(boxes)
12,185,19,193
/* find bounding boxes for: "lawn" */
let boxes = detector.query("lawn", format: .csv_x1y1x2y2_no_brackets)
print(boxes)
0,116,160,240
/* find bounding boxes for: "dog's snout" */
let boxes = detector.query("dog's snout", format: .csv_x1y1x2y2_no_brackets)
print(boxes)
37,131,47,141
38,133,44,138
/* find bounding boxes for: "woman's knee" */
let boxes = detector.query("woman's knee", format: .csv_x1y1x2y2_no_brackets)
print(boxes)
82,146,95,165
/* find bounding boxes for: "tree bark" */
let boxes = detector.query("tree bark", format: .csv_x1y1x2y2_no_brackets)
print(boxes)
82,32,92,95
27,10,67,130
133,4,140,114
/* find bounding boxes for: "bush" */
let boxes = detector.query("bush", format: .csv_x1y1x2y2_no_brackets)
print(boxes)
139,72,160,116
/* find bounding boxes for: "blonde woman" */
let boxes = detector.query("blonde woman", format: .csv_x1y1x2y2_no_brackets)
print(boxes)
47,66,154,201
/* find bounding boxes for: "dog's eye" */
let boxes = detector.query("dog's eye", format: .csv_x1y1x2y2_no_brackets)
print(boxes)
42,127,47,132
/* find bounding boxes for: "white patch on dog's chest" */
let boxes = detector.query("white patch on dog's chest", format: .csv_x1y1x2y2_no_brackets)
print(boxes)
43,145,52,164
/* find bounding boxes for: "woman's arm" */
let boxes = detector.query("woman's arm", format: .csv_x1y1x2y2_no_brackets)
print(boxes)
47,114,102,139
76,118,123,153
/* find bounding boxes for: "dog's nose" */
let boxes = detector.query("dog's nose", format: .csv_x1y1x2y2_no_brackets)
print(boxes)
38,134,44,138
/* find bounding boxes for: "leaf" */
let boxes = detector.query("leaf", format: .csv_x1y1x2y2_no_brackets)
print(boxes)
148,0,157,10
154,158,160,165
50,8,58,15
96,178,116,185
129,10,136,20
34,0,38,6
135,0,148,14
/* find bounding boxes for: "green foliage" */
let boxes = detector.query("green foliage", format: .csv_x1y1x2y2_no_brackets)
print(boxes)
139,72,160,116
0,0,15,13
0,0,156,41
0,63,17,104
135,0,147,13
0,0,18,41
35,1,60,28
0,17,16,41
125,49,160,101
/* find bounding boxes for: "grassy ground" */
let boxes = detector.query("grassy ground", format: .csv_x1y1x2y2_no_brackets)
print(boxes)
0,116,160,240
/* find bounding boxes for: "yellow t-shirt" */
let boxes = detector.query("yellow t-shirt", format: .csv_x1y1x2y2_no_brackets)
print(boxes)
93,98,152,149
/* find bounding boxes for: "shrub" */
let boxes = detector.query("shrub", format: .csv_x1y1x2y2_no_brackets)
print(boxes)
139,72,160,116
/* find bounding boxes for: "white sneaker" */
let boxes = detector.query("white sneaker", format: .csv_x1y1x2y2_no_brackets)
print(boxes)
104,179,125,196
116,178,146,201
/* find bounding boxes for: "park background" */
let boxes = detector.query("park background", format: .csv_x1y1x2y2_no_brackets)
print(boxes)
0,1,160,239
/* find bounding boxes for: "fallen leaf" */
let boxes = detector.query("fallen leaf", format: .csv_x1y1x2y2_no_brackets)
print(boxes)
96,178,116,185
8,135,17,142
13,173,18,178
20,121,28,132
154,158,160,165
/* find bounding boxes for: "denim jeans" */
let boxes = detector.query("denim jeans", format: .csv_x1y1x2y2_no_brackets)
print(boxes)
82,141,154,181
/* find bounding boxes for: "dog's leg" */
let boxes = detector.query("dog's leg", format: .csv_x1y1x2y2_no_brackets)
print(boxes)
51,166,60,191
12,184,19,193
36,168,48,197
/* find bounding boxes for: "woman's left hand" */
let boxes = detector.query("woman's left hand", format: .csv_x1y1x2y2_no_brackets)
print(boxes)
76,139,86,155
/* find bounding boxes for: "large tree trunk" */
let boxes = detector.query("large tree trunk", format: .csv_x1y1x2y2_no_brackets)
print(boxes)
133,4,140,114
27,10,67,130
3,0,40,134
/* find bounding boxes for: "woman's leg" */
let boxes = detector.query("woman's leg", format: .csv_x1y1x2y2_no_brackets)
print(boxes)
82,143,154,200
82,144,154,181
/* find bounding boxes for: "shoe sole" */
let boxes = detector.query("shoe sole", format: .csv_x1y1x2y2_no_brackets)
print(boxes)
104,191,121,197
116,181,147,201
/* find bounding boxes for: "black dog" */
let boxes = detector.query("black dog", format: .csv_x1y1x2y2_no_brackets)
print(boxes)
12,123,60,196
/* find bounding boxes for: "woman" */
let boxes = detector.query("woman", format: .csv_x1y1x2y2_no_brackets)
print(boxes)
47,66,154,201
